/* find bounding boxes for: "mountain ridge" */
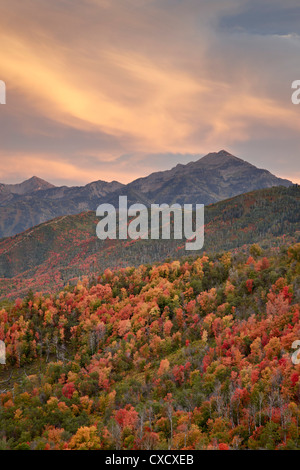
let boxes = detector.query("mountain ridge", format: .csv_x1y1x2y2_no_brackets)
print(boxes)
0,150,293,238
120,150,292,206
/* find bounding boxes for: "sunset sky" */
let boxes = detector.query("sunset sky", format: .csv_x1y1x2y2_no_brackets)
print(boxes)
0,0,300,186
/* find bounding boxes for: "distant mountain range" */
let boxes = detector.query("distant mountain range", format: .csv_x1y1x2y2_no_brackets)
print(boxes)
0,150,292,238
0,185,299,300
0,178,123,238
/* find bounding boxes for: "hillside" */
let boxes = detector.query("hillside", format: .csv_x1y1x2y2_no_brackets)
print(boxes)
0,243,299,449
0,185,299,300
0,150,292,238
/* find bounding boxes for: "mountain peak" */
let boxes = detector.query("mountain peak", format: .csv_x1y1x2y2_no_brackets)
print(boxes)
20,175,54,186
217,149,234,156
27,175,43,182
197,150,245,166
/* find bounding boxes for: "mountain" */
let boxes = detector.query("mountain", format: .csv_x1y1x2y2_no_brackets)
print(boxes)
115,150,292,205
5,175,56,195
0,179,124,238
0,176,56,205
0,185,299,300
0,150,293,238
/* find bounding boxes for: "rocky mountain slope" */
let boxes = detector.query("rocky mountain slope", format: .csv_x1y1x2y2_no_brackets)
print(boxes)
117,150,292,205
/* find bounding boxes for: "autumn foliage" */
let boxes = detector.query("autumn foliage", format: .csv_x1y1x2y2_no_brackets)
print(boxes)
0,243,300,450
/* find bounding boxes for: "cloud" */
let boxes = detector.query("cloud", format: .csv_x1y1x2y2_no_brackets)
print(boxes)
220,0,300,35
0,0,299,185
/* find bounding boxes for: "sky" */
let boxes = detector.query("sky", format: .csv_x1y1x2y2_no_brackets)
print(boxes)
0,0,300,186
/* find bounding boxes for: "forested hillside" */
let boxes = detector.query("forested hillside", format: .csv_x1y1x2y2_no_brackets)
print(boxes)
0,185,299,300
0,244,299,450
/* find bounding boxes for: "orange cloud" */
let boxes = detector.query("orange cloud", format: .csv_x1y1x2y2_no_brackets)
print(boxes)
0,0,299,184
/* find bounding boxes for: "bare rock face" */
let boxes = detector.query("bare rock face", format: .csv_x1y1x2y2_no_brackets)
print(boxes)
0,150,292,238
